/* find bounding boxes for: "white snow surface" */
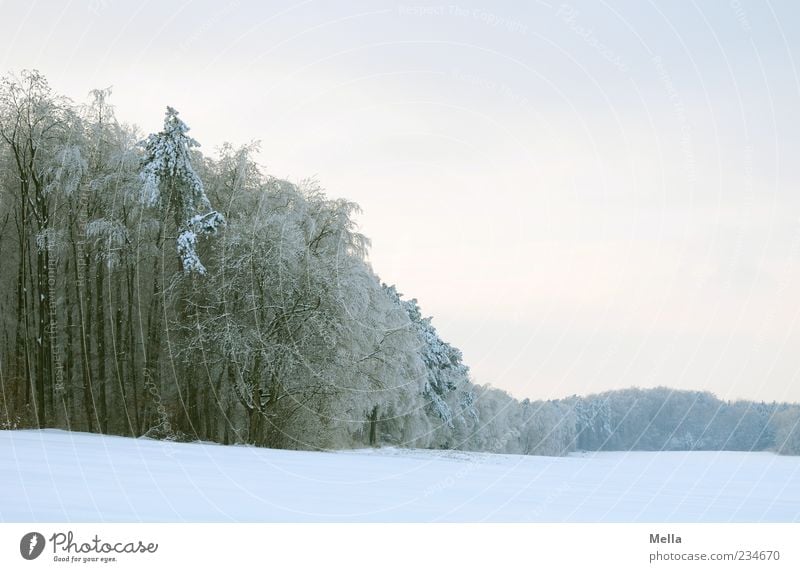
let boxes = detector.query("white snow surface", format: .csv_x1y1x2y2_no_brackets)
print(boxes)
2,430,798,522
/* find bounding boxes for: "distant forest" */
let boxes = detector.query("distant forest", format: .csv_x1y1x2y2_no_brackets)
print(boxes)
1,70,798,455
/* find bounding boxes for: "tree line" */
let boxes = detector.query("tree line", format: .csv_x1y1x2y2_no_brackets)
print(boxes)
0,70,797,455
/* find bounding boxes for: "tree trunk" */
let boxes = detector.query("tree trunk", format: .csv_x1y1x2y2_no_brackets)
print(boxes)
35,240,48,427
114,268,134,436
126,268,140,435
63,258,75,428
95,259,107,433
143,263,163,433
70,222,94,432
369,406,379,447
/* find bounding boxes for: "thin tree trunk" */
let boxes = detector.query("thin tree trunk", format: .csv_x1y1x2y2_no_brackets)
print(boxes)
142,218,166,433
95,259,107,433
36,241,49,427
113,267,134,436
143,264,163,432
70,222,94,432
126,267,140,435
369,406,379,447
64,258,76,427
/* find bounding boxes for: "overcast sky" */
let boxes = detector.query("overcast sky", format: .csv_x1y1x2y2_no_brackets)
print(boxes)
3,0,800,402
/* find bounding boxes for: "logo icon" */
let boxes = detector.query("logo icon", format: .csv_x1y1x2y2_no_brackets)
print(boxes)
20,532,45,560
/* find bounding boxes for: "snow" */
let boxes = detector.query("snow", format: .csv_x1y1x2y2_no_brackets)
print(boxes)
176,229,203,274
138,106,206,214
1,430,798,522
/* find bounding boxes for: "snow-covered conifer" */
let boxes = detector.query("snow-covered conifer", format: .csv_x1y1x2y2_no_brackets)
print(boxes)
139,106,224,274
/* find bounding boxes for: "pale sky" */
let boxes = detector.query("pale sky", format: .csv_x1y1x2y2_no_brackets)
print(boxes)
3,0,800,402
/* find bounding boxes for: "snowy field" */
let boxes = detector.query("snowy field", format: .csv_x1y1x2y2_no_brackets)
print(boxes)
1,430,798,522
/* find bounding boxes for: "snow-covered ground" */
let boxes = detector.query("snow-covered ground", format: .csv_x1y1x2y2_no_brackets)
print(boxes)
1,430,798,522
